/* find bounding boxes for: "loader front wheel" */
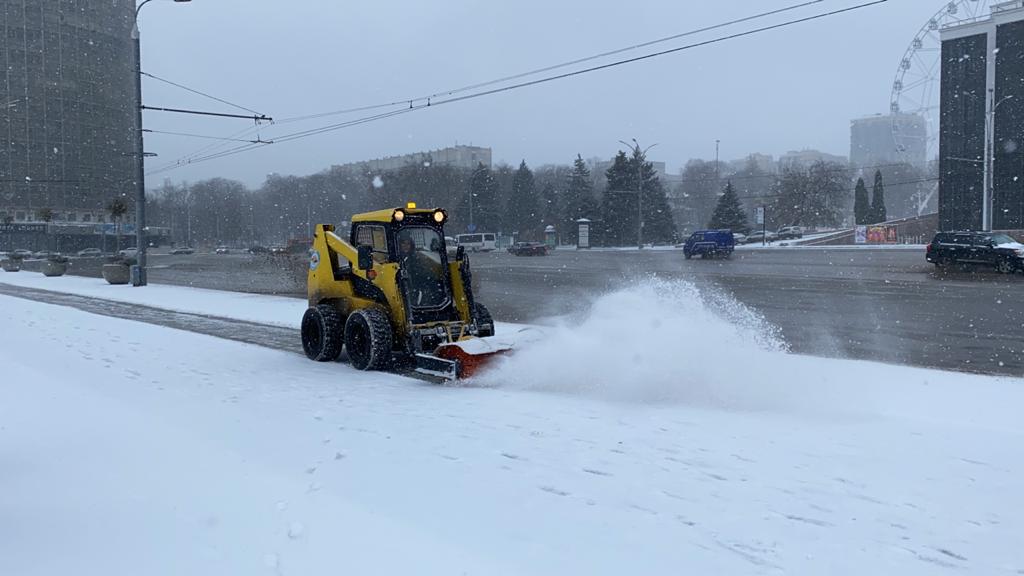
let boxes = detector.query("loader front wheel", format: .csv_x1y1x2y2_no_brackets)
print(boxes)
473,302,495,338
302,304,344,362
345,308,393,371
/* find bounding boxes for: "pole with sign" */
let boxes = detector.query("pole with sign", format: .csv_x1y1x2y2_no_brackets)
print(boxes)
756,206,766,246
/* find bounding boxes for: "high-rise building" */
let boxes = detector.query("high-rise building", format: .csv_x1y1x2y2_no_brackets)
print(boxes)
939,1,1024,231
0,0,138,224
850,114,928,168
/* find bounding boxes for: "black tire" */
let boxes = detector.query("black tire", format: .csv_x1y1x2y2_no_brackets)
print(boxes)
345,308,393,371
473,302,495,337
996,258,1015,275
301,304,344,362
684,253,692,260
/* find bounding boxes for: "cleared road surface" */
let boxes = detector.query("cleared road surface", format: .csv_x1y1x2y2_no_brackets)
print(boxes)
42,246,1024,376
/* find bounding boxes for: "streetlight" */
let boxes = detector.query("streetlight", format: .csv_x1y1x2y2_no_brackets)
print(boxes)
619,139,658,249
132,0,192,286
983,90,1014,231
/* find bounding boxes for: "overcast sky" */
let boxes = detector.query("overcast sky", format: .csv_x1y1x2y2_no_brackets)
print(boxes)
137,0,955,187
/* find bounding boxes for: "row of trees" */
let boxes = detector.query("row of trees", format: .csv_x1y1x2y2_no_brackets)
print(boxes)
705,166,898,233
147,151,926,247
675,156,933,233
146,146,676,248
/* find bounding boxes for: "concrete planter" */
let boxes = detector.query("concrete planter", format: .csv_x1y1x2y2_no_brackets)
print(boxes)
102,263,130,285
42,260,68,277
1,259,21,272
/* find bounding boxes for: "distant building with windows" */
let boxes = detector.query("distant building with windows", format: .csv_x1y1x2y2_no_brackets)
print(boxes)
939,0,1024,231
777,149,848,168
851,113,928,168
337,145,493,173
0,0,138,227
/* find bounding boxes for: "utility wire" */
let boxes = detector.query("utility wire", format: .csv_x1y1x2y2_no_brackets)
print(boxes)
144,128,272,144
142,71,267,116
159,0,830,168
273,0,827,125
148,0,888,175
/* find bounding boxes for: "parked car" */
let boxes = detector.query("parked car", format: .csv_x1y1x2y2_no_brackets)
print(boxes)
32,250,59,259
118,247,139,258
508,241,549,256
268,246,287,255
745,230,778,244
926,231,1024,274
170,246,195,255
215,246,230,255
777,226,804,240
77,248,103,257
682,230,735,260
248,245,270,255
12,249,33,259
732,232,748,245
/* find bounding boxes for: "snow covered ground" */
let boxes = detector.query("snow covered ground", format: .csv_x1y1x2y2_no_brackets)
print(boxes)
2,280,1023,575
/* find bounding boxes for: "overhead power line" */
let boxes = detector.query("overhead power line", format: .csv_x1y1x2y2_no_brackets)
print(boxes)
142,71,267,116
273,0,828,125
151,0,841,172
143,128,273,144
147,0,888,176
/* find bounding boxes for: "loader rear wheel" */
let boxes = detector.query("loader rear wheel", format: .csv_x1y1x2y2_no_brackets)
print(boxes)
302,304,344,362
473,302,495,338
345,308,393,371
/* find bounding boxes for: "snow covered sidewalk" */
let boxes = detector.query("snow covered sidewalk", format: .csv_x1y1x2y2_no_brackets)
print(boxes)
0,272,305,328
2,294,1022,575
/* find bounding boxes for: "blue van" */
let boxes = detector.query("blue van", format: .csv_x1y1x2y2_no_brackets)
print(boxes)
683,230,736,259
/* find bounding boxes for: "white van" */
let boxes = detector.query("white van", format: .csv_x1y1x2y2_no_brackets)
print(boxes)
455,233,497,252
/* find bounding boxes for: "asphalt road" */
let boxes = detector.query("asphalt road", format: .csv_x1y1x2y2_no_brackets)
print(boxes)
472,247,1024,377
46,246,1024,377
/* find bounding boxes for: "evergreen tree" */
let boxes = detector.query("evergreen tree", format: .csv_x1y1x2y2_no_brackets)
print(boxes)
854,177,870,225
871,170,887,224
601,151,634,246
633,146,677,245
540,183,559,227
563,154,595,244
601,147,677,246
463,163,500,233
506,160,541,239
707,181,749,232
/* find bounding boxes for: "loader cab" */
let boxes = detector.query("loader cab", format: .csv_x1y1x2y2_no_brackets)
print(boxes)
350,206,459,324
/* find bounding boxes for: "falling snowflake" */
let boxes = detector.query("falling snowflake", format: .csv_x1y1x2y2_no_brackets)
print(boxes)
372,176,384,189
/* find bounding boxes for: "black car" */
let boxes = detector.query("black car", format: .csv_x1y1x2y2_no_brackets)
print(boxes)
508,242,548,256
926,231,1024,274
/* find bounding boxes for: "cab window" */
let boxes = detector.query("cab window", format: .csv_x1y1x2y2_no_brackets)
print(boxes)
355,224,389,262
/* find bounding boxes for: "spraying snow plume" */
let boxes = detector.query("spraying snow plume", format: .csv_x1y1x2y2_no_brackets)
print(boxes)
476,278,811,410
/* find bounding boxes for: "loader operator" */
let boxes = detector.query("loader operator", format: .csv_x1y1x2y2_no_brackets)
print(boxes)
398,232,447,308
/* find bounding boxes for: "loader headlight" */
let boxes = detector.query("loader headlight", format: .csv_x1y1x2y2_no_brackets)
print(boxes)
433,209,447,224
393,209,406,222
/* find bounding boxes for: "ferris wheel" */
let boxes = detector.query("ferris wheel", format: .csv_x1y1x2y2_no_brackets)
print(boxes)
890,0,994,162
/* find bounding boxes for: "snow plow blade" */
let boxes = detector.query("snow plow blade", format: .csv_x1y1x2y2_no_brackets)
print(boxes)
415,337,514,381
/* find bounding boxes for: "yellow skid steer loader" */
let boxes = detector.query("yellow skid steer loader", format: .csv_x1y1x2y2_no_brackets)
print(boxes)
301,203,507,380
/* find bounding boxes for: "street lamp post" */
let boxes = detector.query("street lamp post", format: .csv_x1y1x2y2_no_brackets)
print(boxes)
132,0,191,286
619,139,658,249
983,89,1014,231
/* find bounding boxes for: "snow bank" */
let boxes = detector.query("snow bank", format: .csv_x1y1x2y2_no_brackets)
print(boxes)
478,278,1021,425
2,296,1023,575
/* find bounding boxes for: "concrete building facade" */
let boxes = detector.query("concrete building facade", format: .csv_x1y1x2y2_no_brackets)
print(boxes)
939,1,1024,231
1,0,138,226
851,113,928,169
